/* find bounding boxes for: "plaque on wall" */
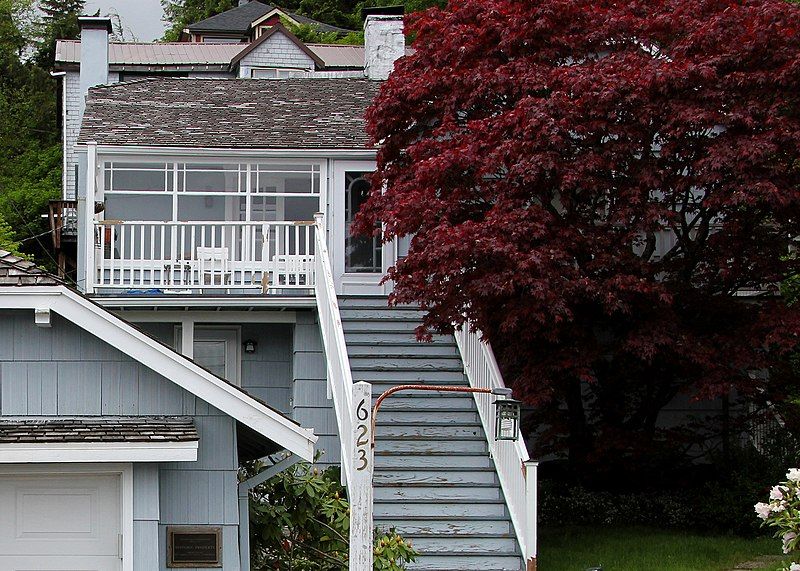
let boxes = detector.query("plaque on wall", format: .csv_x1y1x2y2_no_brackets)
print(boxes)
167,526,222,568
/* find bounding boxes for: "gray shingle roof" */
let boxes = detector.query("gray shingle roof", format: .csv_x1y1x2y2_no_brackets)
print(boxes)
0,250,62,286
188,1,353,35
0,417,199,443
78,77,380,149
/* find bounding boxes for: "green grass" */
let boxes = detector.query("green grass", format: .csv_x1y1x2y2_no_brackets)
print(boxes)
539,526,786,571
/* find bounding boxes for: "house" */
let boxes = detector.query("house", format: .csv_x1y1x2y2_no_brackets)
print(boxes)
28,8,537,571
181,0,355,43
0,249,317,570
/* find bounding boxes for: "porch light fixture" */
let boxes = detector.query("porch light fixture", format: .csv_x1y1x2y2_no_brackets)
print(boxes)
243,339,257,354
493,387,522,441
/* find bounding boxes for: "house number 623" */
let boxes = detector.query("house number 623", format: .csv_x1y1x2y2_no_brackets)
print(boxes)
355,398,370,471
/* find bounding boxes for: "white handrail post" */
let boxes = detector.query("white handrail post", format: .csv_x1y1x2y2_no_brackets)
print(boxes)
350,381,373,571
524,460,538,571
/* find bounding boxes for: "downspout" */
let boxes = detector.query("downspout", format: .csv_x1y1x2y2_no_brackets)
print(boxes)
238,453,302,571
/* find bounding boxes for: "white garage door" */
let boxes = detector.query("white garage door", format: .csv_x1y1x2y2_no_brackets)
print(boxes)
0,472,122,571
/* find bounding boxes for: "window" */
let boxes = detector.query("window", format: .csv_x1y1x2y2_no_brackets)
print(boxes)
251,67,306,79
345,171,381,273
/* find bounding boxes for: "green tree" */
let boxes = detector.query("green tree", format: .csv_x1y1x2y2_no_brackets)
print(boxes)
34,0,84,68
161,0,235,41
0,218,27,257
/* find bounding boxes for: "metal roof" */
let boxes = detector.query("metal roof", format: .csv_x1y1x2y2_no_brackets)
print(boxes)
56,40,245,66
78,77,380,149
55,40,366,70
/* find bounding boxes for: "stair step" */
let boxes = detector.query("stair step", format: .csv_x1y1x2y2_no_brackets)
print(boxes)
374,397,475,411
344,327,455,346
403,535,519,554
342,320,423,332
374,452,492,469
339,308,426,320
347,345,459,357
375,424,483,439
376,409,480,424
398,554,523,571
374,484,501,501
352,369,466,383
377,438,488,454
374,467,498,486
380,519,513,536
349,356,464,370
374,499,507,518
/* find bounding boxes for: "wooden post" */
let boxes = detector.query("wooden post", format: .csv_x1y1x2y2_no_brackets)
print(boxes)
525,460,538,571
350,381,373,571
84,142,97,294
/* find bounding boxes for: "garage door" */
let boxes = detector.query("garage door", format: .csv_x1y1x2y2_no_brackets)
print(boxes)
0,472,122,571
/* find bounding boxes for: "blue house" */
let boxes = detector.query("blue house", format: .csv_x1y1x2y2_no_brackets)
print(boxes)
7,7,538,571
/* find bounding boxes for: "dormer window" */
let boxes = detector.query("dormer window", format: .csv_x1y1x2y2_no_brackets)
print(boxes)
251,67,306,79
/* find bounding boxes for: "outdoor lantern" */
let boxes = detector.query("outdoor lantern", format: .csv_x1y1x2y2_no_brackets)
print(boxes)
243,339,257,354
493,389,522,441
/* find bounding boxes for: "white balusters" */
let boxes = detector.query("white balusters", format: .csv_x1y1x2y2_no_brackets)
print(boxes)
92,221,317,292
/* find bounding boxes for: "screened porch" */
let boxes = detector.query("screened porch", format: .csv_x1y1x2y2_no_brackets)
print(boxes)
91,159,322,293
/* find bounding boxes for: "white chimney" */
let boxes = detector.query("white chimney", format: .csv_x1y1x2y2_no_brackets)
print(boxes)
363,7,405,81
78,16,112,117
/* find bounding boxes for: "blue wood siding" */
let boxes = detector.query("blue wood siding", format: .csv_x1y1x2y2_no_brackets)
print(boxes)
241,324,293,413
292,310,340,466
0,310,242,570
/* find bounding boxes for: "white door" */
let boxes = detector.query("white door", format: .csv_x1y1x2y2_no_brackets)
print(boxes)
331,160,395,295
0,472,122,571
176,326,241,385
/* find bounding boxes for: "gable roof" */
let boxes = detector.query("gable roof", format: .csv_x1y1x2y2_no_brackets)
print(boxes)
54,40,364,70
78,77,379,150
187,1,353,35
230,23,324,68
0,250,317,460
0,251,62,286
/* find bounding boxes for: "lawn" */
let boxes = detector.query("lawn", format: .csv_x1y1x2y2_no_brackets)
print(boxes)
539,526,787,571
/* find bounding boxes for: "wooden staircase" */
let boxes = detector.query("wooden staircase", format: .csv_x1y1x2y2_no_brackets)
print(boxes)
339,296,524,571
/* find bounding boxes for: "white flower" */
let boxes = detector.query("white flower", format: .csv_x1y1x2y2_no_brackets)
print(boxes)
783,532,797,554
787,469,800,482
789,563,800,571
772,486,787,500
773,502,788,513
755,502,772,520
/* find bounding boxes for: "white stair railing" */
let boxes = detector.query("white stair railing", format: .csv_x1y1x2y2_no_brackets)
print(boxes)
454,322,538,571
312,213,355,487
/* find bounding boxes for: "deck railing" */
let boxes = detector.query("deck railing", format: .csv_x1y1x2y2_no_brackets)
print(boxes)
454,323,538,570
312,213,356,487
92,220,315,292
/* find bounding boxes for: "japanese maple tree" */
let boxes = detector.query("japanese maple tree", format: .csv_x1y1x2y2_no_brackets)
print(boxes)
356,0,800,469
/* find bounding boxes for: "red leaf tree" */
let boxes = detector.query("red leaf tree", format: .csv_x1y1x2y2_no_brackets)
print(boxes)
356,0,800,470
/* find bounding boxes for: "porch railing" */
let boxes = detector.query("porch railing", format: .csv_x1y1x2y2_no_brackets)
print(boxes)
92,220,315,292
454,323,538,570
312,213,355,487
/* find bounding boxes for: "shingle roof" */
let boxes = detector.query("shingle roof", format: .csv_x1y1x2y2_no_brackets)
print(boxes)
78,77,380,149
187,1,353,35
55,40,365,70
0,250,62,286
0,417,199,443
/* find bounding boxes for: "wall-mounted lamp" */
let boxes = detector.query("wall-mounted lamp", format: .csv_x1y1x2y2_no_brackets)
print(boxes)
243,339,257,354
493,387,522,441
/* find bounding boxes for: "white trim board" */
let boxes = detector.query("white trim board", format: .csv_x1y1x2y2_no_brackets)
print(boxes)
0,287,317,461
81,144,377,160
0,440,198,463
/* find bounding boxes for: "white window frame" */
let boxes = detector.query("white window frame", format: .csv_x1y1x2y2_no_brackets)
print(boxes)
175,324,241,386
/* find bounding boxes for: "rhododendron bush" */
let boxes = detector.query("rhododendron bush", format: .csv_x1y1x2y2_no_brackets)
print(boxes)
357,0,800,468
756,470,800,570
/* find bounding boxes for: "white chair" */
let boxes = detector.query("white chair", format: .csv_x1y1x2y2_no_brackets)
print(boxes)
196,247,231,288
272,254,314,288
